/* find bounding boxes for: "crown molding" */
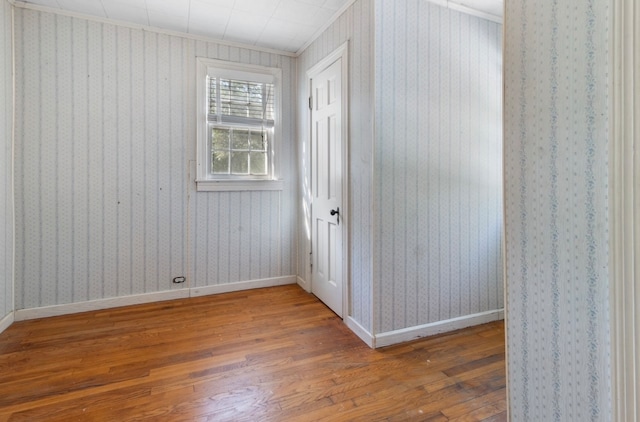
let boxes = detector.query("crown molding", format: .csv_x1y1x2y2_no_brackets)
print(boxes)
11,1,297,58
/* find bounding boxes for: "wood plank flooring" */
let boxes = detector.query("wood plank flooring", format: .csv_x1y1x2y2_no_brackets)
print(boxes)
0,285,506,421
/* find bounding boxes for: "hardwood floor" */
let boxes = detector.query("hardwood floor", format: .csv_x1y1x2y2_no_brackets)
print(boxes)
0,285,506,421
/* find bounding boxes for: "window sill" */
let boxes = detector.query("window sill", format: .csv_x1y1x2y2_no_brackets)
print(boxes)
195,179,284,192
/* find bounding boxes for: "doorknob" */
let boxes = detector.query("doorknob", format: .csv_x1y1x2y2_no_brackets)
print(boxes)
330,207,340,224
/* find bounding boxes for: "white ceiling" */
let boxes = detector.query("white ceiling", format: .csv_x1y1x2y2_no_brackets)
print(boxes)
17,0,503,54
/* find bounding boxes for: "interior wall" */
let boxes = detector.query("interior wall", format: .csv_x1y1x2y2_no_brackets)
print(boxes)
374,0,503,334
503,0,611,420
189,43,297,289
13,7,296,310
297,0,375,333
0,0,13,323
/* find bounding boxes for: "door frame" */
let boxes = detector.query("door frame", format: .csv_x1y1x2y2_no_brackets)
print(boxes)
306,42,349,319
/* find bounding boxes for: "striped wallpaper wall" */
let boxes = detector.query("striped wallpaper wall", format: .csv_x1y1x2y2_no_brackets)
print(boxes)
0,0,13,322
374,0,503,333
13,8,296,310
297,0,375,333
503,0,611,420
190,42,297,288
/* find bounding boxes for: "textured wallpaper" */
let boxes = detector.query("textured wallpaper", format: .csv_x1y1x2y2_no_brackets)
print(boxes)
374,0,503,333
297,0,375,332
503,0,611,420
0,0,13,321
13,8,297,309
190,41,297,288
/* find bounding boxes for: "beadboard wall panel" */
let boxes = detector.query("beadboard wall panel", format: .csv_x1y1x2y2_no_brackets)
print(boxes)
0,0,13,323
503,0,611,420
297,0,375,332
14,11,188,308
189,41,296,287
374,0,503,333
13,8,296,310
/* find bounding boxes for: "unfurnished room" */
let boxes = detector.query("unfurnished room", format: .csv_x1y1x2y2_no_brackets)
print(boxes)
0,0,637,421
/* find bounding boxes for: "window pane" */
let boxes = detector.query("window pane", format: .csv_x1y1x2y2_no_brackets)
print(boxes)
231,129,249,149
265,84,274,121
220,79,231,102
212,127,229,150
230,80,248,97
208,77,216,115
229,80,248,117
247,83,263,119
249,130,265,150
220,79,231,115
249,83,262,103
231,152,249,174
215,78,274,121
250,152,267,175
212,151,229,174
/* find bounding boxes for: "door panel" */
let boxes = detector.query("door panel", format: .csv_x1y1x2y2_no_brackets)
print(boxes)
311,58,343,317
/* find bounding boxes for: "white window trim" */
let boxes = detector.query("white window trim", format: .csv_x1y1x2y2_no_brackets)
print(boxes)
196,57,283,192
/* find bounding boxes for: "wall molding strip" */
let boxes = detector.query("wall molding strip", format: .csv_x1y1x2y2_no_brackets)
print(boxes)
345,316,375,348
10,0,16,324
14,275,297,321
610,0,640,419
295,0,357,56
374,309,504,348
190,276,296,297
447,1,502,23
11,1,297,58
0,311,13,334
296,275,310,292
14,290,191,321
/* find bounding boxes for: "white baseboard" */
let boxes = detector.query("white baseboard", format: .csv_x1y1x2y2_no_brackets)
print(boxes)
296,275,310,292
374,309,505,348
15,290,191,321
0,311,14,334
345,316,375,348
15,276,298,320
190,276,296,297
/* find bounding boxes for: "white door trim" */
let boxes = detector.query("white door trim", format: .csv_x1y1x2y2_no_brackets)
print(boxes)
307,42,349,319
610,0,640,419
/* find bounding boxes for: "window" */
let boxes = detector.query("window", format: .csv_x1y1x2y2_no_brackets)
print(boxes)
196,58,283,191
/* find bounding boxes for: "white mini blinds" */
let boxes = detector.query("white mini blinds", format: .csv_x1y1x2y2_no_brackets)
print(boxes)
196,58,282,191
207,71,275,126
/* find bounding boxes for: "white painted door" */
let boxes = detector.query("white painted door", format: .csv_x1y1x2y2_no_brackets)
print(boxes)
311,58,343,317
